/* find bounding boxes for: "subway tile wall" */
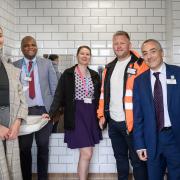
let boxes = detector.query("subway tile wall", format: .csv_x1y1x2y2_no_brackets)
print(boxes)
32,131,119,173
1,0,180,66
0,0,16,56
1,0,180,173
15,0,167,65
172,0,180,64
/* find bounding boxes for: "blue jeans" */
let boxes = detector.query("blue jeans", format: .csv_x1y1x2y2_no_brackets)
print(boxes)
108,119,148,180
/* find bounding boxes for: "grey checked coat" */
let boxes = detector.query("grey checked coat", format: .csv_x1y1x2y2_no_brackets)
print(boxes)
0,57,28,180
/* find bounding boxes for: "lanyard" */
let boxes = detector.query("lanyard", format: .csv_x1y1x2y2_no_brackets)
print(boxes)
23,60,35,77
76,66,89,97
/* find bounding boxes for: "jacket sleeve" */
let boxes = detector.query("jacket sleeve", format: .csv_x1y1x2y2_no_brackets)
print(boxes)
97,68,107,119
133,78,146,150
49,72,64,118
16,71,28,121
48,61,58,96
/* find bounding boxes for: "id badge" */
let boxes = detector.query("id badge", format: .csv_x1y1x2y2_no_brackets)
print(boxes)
166,79,177,84
24,76,32,81
23,86,29,92
127,67,137,75
84,98,92,104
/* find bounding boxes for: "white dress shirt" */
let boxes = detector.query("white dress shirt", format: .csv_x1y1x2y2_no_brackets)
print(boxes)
150,63,172,127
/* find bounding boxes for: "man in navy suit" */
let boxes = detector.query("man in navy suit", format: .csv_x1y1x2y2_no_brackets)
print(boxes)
133,39,180,180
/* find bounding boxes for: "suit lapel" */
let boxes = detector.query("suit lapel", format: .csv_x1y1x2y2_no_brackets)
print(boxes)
3,61,14,125
36,58,42,83
36,58,43,94
166,64,174,106
143,70,155,111
3,60,12,92
17,59,24,69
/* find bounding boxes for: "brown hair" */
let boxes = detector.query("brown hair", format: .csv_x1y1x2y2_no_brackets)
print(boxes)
76,45,92,56
113,31,130,40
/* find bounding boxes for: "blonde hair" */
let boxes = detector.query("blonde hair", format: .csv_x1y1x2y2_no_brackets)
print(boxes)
113,31,130,40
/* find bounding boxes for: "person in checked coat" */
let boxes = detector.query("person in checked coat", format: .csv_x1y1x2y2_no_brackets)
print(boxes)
0,26,28,180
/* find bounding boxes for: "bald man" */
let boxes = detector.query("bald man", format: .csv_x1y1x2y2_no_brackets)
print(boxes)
14,36,57,180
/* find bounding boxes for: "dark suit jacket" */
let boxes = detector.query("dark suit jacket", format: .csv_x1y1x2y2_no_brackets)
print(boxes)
49,64,101,130
133,63,180,160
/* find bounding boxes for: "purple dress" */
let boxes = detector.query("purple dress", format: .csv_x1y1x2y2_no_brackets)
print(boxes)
64,70,102,149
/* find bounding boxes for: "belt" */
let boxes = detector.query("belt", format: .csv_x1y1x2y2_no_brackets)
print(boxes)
29,106,45,109
0,105,9,110
161,127,172,131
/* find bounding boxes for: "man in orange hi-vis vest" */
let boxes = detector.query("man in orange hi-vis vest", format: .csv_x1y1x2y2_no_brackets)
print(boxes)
97,31,148,180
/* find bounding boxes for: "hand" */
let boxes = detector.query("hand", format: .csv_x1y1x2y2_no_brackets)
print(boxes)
0,125,9,140
42,113,50,121
99,117,105,130
137,149,148,161
8,119,21,140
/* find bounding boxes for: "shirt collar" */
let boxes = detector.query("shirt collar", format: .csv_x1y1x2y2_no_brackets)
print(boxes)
24,56,36,65
118,55,131,63
150,62,166,77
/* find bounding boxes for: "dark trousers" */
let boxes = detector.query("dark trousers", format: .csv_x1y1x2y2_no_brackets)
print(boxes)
19,106,53,180
108,119,148,180
147,128,180,180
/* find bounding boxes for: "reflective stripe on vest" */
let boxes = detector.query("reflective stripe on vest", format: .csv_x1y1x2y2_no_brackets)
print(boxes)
97,69,107,118
125,61,149,132
125,102,133,110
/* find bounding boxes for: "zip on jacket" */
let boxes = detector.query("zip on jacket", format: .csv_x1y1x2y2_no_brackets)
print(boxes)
97,50,149,132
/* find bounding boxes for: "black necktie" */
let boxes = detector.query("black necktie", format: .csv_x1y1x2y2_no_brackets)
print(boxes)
153,72,164,131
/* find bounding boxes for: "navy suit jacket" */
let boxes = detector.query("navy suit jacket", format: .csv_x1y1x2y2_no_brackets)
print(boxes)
13,57,58,112
133,63,180,160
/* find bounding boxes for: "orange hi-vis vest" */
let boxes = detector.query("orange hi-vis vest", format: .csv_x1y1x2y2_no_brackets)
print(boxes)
124,60,149,132
97,51,149,132
97,67,107,119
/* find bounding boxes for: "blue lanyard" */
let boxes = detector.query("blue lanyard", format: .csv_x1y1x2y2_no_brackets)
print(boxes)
23,60,35,77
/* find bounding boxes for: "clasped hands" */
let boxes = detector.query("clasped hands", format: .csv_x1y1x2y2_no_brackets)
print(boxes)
0,118,21,140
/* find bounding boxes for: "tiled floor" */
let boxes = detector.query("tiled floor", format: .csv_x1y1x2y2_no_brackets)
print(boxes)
32,173,168,180
32,173,133,180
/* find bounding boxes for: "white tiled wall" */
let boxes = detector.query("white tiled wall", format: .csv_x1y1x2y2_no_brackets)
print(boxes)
0,0,180,173
0,0,16,56
14,0,167,65
32,131,118,173
172,0,180,65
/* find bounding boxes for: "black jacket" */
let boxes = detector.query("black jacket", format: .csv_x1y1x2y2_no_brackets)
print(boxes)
49,65,101,130
103,52,143,125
